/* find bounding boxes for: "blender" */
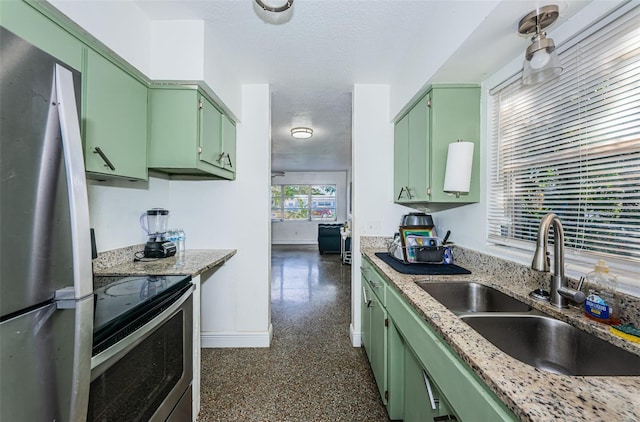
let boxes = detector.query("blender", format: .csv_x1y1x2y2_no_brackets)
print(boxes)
139,208,176,258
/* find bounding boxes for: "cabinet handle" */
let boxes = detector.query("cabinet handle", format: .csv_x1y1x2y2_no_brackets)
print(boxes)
93,147,115,171
224,152,233,168
406,186,414,199
423,371,438,411
362,286,372,308
397,186,406,201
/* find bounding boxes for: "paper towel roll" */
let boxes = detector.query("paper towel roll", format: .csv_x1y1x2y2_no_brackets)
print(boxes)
443,141,474,194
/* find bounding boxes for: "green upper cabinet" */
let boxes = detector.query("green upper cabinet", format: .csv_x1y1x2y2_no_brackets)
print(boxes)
83,49,148,180
148,84,236,180
0,1,83,71
222,115,237,174
394,85,480,208
395,95,430,203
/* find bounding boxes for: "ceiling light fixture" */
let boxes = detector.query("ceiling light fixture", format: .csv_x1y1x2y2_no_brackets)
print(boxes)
255,0,293,13
518,5,563,85
291,127,313,139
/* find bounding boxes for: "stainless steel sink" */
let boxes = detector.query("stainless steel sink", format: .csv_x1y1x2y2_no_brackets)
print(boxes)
416,282,532,313
461,314,640,376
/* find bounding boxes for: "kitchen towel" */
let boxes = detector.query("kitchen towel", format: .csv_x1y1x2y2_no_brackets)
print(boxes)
374,252,471,275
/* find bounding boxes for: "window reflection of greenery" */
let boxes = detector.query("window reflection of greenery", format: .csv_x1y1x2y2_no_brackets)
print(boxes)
271,184,337,221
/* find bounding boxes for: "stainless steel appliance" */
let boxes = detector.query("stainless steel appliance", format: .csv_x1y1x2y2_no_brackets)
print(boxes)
140,208,177,258
0,27,93,421
90,274,194,421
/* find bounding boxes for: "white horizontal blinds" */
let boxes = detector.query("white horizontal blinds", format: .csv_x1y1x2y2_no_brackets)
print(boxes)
489,5,640,262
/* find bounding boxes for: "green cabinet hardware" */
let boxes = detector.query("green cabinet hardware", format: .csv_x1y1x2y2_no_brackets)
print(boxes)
394,85,480,208
361,255,517,421
402,336,457,421
83,49,148,180
148,84,236,180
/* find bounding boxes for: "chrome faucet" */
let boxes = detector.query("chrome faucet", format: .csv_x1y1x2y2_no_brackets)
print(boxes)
531,213,585,308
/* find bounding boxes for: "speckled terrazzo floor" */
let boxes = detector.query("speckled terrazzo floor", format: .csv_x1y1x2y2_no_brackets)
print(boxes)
198,245,389,421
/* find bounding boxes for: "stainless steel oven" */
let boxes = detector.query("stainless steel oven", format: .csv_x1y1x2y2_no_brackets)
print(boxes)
89,275,193,421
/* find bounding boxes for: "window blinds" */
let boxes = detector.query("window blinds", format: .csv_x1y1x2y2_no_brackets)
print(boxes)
489,5,640,262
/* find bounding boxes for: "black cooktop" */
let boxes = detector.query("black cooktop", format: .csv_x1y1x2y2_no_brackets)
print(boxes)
92,274,191,355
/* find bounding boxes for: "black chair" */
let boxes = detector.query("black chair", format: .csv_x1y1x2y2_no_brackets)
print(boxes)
317,223,343,254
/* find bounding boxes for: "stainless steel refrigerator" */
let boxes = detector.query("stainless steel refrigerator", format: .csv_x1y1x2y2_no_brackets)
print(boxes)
0,27,93,421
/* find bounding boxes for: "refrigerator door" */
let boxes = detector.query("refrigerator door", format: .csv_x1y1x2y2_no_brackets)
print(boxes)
0,295,94,422
0,27,91,318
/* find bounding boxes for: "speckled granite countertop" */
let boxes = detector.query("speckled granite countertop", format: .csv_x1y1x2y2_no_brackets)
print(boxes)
93,245,236,277
361,244,640,422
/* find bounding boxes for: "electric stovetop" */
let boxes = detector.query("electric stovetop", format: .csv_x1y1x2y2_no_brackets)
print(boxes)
92,274,191,354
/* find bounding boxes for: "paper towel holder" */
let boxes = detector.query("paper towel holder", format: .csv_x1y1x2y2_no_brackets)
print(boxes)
443,140,474,198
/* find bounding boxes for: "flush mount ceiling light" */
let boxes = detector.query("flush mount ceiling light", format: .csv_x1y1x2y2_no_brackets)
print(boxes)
291,127,313,139
255,0,293,13
518,4,563,85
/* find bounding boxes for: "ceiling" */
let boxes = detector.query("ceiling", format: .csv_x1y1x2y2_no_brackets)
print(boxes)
133,0,594,173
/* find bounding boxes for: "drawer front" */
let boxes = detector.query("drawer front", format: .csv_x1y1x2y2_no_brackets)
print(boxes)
361,259,386,306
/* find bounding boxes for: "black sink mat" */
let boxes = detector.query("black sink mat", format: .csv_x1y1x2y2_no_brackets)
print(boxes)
374,252,471,275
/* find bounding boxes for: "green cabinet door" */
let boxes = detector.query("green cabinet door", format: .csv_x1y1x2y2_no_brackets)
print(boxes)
198,94,223,168
361,281,372,355
403,341,456,422
0,1,83,71
393,113,409,202
407,95,429,202
429,86,481,203
369,291,387,403
148,84,235,180
84,49,148,180
222,115,237,173
393,85,480,207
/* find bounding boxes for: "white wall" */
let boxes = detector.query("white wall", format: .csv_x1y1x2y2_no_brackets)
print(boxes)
170,85,272,347
351,84,415,346
50,0,152,75
149,21,205,81
271,171,348,244
87,177,170,251
389,1,499,119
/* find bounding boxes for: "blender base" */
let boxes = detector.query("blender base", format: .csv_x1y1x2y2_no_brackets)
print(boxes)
144,241,177,258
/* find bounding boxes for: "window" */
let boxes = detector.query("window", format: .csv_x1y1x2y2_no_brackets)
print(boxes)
489,5,640,264
271,184,337,221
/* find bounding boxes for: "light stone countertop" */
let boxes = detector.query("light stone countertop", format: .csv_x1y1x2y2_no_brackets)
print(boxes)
93,246,237,277
361,246,640,422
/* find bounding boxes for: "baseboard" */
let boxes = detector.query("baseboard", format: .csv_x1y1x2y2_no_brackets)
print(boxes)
350,323,362,347
271,240,317,245
201,324,273,348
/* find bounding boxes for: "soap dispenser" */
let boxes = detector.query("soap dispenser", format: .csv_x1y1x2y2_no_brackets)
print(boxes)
584,260,620,325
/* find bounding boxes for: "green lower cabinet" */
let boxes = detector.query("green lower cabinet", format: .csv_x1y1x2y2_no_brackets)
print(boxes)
403,339,457,422
361,255,518,422
361,276,387,404
83,49,148,180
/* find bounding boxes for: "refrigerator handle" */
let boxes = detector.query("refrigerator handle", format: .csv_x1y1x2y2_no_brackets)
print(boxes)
54,64,93,300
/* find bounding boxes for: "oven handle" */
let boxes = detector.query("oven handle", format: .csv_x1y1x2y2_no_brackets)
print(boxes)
90,284,194,381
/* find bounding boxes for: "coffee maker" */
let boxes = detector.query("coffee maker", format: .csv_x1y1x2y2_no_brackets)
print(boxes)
139,208,176,258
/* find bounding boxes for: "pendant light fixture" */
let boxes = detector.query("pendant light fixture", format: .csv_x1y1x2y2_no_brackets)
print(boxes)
291,127,313,139
518,5,563,85
255,0,293,13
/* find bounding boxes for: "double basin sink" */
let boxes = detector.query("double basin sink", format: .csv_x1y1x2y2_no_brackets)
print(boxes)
416,281,640,376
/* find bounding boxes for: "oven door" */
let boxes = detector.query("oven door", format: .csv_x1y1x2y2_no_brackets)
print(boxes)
89,286,193,422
